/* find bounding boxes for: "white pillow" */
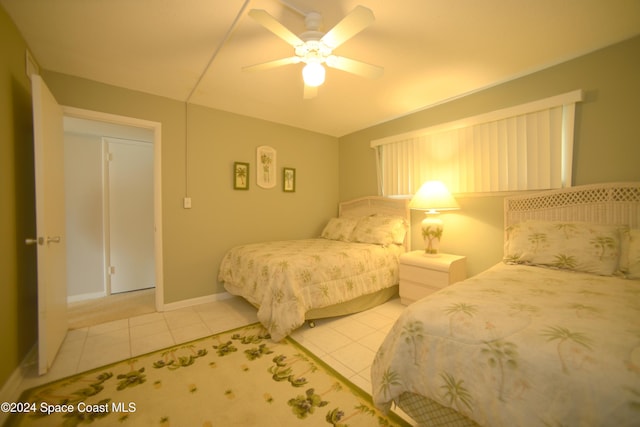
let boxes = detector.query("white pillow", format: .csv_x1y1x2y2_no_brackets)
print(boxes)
350,215,407,246
620,228,640,279
320,217,359,241
504,220,622,276
619,226,630,273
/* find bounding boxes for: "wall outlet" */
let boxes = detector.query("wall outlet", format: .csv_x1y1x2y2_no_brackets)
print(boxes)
183,197,192,209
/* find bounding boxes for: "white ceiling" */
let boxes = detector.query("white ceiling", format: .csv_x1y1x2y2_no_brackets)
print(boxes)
3,0,640,137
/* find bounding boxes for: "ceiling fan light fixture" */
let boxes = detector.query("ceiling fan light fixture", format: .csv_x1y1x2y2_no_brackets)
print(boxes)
245,6,382,97
302,62,325,87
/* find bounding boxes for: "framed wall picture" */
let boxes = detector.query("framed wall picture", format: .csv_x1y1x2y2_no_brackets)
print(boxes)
256,145,276,189
283,167,296,192
233,162,249,190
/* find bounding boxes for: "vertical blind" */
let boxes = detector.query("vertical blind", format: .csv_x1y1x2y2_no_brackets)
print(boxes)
372,90,583,196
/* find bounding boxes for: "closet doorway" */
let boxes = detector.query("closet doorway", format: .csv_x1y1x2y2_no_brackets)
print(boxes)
105,137,155,294
62,109,163,320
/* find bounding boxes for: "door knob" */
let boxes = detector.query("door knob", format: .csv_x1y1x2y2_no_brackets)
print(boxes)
25,236,61,245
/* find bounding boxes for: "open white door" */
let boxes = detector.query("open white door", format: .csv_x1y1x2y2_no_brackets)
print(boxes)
29,75,68,375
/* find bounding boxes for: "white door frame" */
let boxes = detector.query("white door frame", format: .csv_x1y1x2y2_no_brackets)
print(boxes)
62,106,164,311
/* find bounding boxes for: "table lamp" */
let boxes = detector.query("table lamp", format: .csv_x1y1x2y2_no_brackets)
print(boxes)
409,181,459,255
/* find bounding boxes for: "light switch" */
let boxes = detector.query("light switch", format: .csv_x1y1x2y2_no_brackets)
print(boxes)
183,197,192,209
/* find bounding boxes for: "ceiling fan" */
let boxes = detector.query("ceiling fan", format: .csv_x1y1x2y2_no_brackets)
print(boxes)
243,5,384,99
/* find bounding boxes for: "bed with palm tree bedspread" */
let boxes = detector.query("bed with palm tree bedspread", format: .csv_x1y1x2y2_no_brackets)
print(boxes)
218,196,410,342
371,182,640,427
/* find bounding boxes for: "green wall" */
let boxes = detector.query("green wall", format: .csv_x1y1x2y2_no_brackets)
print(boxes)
0,5,38,391
1,5,338,388
41,71,340,305
339,35,640,276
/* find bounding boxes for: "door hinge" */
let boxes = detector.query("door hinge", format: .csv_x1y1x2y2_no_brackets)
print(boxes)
109,266,116,275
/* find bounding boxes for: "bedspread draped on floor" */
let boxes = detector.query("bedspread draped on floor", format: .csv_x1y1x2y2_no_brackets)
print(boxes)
219,239,404,341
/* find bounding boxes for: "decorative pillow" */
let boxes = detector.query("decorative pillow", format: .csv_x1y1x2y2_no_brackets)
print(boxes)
320,217,359,241
618,226,630,274
504,220,622,276
622,228,640,279
350,215,407,246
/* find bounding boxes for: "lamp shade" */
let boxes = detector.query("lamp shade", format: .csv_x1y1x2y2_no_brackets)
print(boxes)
302,62,325,87
410,181,459,254
409,181,459,212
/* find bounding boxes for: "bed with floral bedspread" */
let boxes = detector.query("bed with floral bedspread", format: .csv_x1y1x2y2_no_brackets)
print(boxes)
372,261,640,426
219,211,408,341
372,183,640,427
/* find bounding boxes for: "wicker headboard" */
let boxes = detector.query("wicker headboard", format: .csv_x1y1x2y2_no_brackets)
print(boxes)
504,182,640,231
338,196,411,251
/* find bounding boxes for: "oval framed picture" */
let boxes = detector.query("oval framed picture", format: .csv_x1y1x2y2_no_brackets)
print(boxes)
256,145,276,189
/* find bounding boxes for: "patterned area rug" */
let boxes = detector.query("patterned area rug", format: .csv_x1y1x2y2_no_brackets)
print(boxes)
6,323,410,426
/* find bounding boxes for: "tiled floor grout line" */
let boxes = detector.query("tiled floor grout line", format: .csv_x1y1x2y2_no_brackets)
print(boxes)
161,313,175,350
73,329,89,375
127,319,133,360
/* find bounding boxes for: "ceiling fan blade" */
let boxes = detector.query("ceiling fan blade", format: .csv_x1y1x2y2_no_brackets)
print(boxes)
243,56,301,72
303,84,318,99
325,55,383,79
248,9,304,47
320,5,375,49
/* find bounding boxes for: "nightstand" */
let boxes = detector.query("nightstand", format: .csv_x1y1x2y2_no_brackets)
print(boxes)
399,251,466,305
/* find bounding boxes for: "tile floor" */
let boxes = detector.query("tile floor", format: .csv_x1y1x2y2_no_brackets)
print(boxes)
15,295,412,423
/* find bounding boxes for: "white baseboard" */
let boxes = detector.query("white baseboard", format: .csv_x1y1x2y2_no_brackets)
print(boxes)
159,291,234,312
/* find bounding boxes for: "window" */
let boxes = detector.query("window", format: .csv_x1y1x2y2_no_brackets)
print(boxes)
371,90,583,196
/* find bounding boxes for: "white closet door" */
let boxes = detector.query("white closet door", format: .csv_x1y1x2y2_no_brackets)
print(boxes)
106,138,155,293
